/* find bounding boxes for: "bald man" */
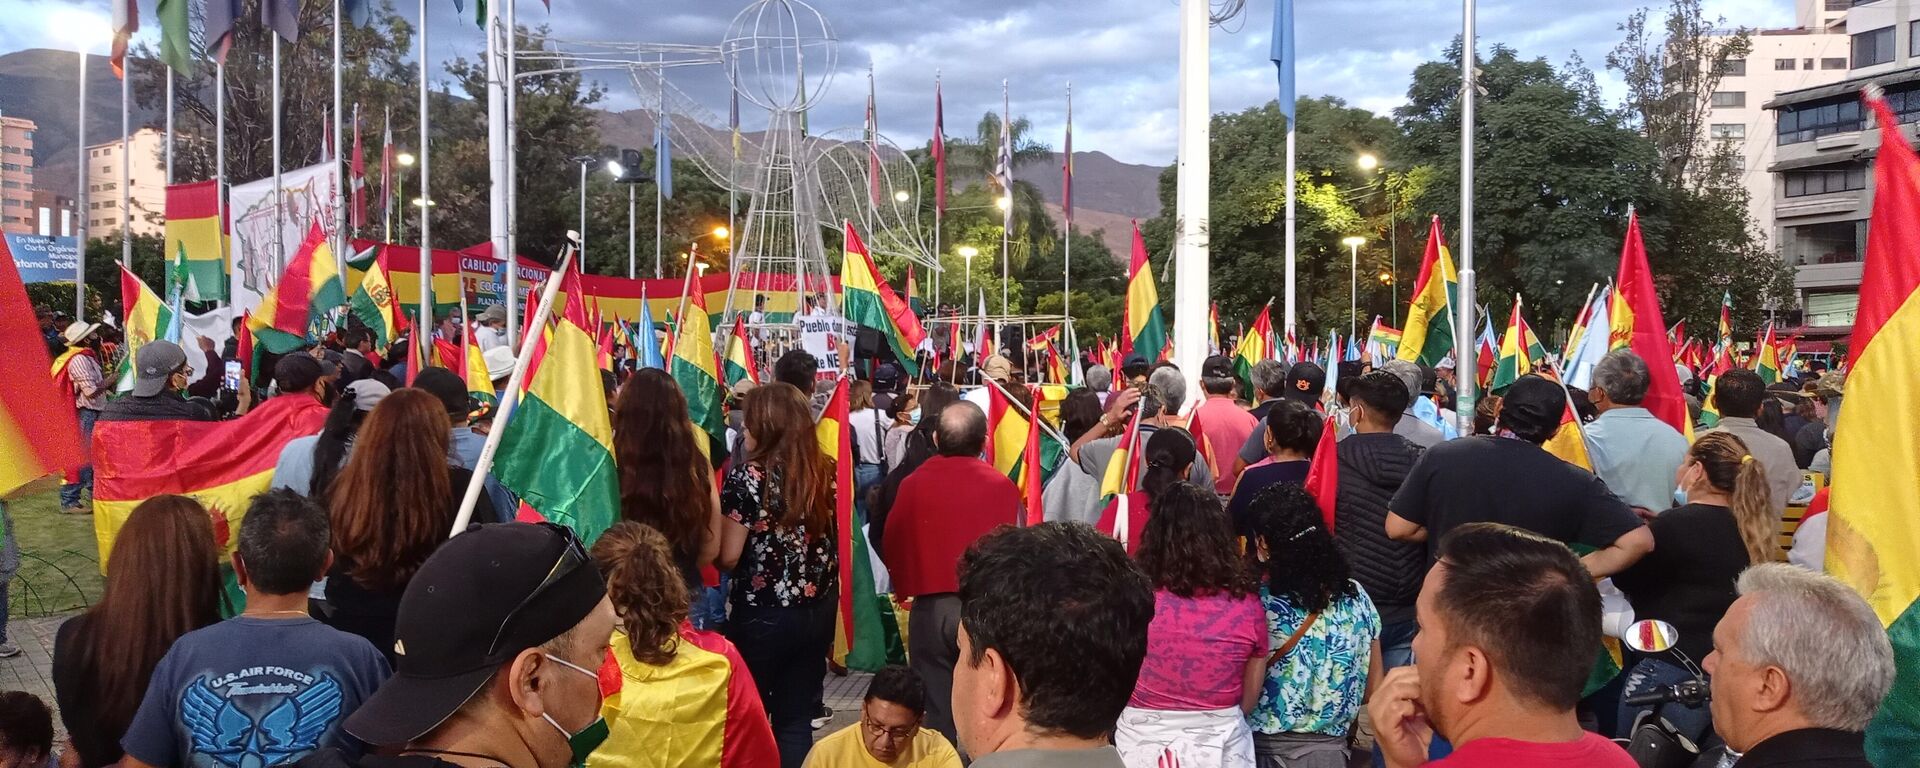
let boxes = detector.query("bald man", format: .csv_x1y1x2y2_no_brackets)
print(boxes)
880,401,1022,747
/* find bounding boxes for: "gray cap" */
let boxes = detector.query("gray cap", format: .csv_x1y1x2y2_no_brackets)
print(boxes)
1379,359,1422,406
343,379,393,412
478,303,508,324
132,340,189,397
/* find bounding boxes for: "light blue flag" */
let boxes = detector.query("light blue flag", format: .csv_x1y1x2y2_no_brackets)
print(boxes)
1270,0,1296,124
635,289,665,369
654,115,674,200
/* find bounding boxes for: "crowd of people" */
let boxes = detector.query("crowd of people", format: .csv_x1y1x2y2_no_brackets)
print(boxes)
0,304,1902,768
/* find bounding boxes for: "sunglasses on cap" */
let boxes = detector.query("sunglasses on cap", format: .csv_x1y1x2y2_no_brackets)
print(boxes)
486,522,590,657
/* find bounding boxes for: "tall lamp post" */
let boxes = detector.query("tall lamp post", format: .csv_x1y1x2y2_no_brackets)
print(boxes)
571,155,599,267
394,152,416,242
59,13,105,319
1343,236,1366,338
959,245,978,315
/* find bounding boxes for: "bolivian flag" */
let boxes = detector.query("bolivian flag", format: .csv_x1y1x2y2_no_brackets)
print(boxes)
464,330,495,409
670,270,725,458
1397,216,1458,366
163,180,228,301
1235,303,1274,384
1098,406,1145,499
722,315,759,388
1121,221,1168,361
348,247,404,348
1489,296,1544,395
493,270,618,544
1607,211,1690,438
116,264,174,392
249,223,346,354
1830,89,1920,765
0,244,85,496
840,223,925,375
93,395,330,571
1753,326,1781,384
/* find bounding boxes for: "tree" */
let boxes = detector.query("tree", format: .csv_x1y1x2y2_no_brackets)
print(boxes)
1607,0,1752,190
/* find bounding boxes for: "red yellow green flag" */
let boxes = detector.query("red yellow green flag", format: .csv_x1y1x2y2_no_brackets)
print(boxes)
722,314,759,388
248,223,347,354
1830,89,1920,764
1754,326,1781,384
839,223,925,375
814,377,857,654
116,263,175,392
1121,221,1168,361
464,325,494,408
0,241,85,495
670,270,725,458
1607,210,1691,438
493,270,618,543
1235,303,1274,383
348,248,403,348
1397,216,1458,365
163,180,228,301
1490,295,1542,395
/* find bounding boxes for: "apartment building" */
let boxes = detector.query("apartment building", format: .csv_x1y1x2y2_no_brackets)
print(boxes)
1,114,35,235
30,190,76,237
1764,0,1919,336
85,127,166,237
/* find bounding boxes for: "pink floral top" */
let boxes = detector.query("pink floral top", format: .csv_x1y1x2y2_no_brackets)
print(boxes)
1128,589,1269,711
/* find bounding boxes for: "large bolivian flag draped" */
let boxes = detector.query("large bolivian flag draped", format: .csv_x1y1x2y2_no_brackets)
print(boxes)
493,273,619,543
1121,221,1168,361
93,394,329,570
1397,216,1458,366
249,223,347,354
1830,89,1920,765
0,243,84,495
670,270,725,459
1607,211,1691,438
592,626,779,768
840,223,925,375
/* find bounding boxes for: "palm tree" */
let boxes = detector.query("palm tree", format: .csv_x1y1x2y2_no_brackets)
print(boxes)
942,112,1058,265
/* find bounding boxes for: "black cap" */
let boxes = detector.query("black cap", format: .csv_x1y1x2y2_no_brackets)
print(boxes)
1498,375,1565,441
1201,354,1235,380
273,354,324,393
412,367,469,417
345,523,606,746
1281,362,1326,404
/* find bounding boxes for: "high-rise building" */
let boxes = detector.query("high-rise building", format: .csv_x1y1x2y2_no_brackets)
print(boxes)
85,127,166,238
1,114,36,235
1764,0,1919,337
30,190,76,237
1702,0,1853,250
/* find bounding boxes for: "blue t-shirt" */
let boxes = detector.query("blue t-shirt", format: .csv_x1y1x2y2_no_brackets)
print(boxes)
121,617,390,768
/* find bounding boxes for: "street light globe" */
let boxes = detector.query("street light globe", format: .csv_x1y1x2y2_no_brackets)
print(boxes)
1357,153,1380,172
893,190,910,202
605,160,625,178
713,226,730,239
412,197,435,208
957,245,979,259
397,152,416,167
1378,271,1393,285
1342,236,1367,248
995,196,1011,211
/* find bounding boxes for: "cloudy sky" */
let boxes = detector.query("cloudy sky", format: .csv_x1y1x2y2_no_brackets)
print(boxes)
6,0,1795,164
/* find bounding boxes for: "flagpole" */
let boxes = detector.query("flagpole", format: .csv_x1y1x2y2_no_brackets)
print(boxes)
655,57,665,279
1000,79,1010,318
932,70,942,312
1284,129,1296,336
417,0,432,337
1063,81,1072,321
1173,0,1211,399
504,0,518,347
1453,0,1479,436
452,234,578,536
485,0,509,321
627,184,636,279
272,35,284,272
74,45,87,319
215,59,228,305
120,54,131,268
165,71,175,187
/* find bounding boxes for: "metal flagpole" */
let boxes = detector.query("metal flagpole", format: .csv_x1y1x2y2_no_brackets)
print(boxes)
1000,79,1009,318
74,45,87,319
333,0,347,278
484,0,508,330
418,0,432,337
1063,82,1071,321
216,60,229,305
165,72,175,186
1172,0,1211,396
655,58,665,279
272,35,284,272
1453,0,1479,436
932,70,942,311
627,184,635,279
504,0,519,347
121,54,131,267
1284,129,1296,335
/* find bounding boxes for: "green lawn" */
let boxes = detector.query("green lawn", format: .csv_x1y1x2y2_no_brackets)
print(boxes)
6,483,104,618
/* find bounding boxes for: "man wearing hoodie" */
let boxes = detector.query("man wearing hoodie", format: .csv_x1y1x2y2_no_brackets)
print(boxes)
1335,371,1429,668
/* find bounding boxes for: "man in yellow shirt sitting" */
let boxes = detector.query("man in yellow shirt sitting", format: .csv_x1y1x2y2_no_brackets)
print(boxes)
805,666,963,768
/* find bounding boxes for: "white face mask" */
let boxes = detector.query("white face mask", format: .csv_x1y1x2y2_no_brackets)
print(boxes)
539,653,609,767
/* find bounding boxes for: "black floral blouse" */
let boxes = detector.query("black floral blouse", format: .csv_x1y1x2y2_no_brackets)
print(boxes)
722,461,839,608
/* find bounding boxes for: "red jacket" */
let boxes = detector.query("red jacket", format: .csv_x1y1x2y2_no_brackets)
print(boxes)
882,455,1023,597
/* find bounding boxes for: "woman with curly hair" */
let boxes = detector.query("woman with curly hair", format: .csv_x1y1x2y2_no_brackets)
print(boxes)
613,369,722,599
588,522,776,768
1246,483,1383,768
1114,482,1268,768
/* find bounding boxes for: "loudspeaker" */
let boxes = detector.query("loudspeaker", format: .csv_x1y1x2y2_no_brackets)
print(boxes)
855,326,885,358
1000,325,1025,355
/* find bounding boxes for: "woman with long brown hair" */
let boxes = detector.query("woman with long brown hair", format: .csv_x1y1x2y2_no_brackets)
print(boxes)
612,369,721,598
52,495,222,768
324,387,496,664
587,522,777,768
716,383,837,768
1613,430,1775,742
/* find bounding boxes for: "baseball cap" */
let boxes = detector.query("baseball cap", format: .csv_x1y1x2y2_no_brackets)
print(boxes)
478,303,508,324
1498,375,1565,440
981,354,1014,382
1280,361,1326,405
273,354,324,394
1379,360,1422,404
1201,354,1235,380
412,367,469,417
343,379,393,412
132,340,189,397
345,522,606,746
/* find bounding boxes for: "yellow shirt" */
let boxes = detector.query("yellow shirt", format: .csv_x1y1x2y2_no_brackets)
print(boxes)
801,722,963,768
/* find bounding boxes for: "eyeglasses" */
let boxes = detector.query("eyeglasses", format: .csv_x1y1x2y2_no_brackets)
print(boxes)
485,522,590,656
861,718,918,743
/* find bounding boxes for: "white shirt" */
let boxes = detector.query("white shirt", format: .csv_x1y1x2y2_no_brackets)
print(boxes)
849,408,886,466
475,324,507,352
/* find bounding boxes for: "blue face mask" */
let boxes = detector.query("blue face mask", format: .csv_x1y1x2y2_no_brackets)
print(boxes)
1673,485,1689,507
908,408,921,425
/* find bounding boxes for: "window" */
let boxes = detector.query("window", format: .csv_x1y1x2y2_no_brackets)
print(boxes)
1710,123,1746,139
1883,86,1920,123
1784,220,1865,265
1778,99,1863,144
1912,20,1920,56
101,217,115,226
1854,26,1895,68
1805,292,1858,327
1784,165,1866,197
1822,57,1849,69
1711,91,1747,107
99,182,115,191
1716,59,1747,76
1806,58,1816,70
1826,0,1849,9
1775,58,1797,70
1713,155,1745,174
98,164,109,173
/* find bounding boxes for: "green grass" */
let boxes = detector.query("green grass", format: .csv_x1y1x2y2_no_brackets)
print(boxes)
6,484,104,618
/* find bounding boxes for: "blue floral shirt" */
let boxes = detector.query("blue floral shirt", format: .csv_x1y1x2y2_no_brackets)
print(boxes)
1249,581,1381,737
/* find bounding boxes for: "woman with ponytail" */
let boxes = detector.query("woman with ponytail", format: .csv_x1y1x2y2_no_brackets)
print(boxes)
1613,430,1776,740
1096,427,1198,555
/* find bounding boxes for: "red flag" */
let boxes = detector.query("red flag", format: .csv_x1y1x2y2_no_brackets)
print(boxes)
818,378,856,648
1023,401,1043,526
110,0,138,78
1613,211,1691,437
1301,415,1338,531
0,239,84,494
236,310,254,380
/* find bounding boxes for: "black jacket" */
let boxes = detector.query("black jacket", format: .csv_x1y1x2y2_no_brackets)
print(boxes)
97,393,217,422
1732,728,1872,768
1334,431,1426,622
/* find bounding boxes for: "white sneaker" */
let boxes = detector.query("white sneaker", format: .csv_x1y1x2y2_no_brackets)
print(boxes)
810,705,832,731
0,643,21,658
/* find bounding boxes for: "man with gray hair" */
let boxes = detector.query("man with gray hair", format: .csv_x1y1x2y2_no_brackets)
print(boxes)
1585,349,1689,514
1069,365,1213,489
1706,563,1893,767
1086,364,1114,406
1379,360,1445,448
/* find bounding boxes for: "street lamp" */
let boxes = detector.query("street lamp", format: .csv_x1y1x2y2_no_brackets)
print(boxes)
397,152,416,166
958,245,978,312
57,11,106,320
1343,236,1367,337
893,190,910,203
571,155,598,268
1357,153,1380,172
995,196,1011,211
